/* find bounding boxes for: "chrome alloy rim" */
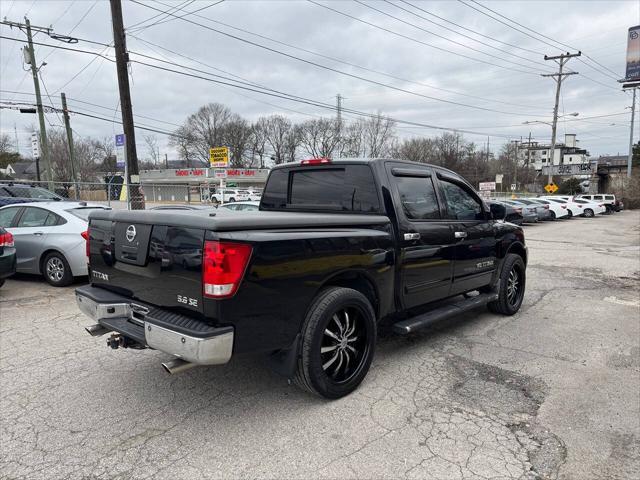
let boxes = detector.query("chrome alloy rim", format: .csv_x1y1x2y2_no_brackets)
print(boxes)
46,257,65,282
321,307,367,383
507,268,521,306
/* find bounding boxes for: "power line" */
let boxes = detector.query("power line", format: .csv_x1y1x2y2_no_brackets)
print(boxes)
398,0,544,56
141,1,547,111
357,0,550,72
458,0,624,87
127,0,225,33
307,0,545,76
128,1,549,116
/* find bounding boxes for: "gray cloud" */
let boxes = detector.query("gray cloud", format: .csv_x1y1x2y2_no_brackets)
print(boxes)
0,0,635,159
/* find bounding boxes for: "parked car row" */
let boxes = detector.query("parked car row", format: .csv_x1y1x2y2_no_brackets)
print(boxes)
490,194,622,225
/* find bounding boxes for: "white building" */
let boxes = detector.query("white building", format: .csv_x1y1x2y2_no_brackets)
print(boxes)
519,134,590,171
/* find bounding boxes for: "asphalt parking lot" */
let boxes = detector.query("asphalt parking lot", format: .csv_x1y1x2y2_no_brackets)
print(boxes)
1,211,639,480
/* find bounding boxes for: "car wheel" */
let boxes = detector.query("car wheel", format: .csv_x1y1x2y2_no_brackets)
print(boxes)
549,211,556,220
487,253,525,316
584,208,594,218
229,197,236,203
294,287,376,399
43,252,73,287
567,209,573,217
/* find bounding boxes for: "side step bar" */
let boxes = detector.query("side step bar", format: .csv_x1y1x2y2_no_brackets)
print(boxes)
392,292,498,335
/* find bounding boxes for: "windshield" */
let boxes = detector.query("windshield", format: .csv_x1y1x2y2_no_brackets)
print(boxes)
66,207,109,220
6,186,61,200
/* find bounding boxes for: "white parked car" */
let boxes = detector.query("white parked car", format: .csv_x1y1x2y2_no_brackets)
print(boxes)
576,194,619,212
0,202,110,286
211,189,251,205
572,198,606,217
219,201,260,212
245,189,262,201
528,198,569,219
540,196,602,218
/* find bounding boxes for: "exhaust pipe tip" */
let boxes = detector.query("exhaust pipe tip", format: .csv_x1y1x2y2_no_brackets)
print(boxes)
161,358,198,375
85,324,110,337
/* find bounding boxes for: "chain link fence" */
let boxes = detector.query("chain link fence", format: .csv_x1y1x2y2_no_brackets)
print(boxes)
1,180,223,210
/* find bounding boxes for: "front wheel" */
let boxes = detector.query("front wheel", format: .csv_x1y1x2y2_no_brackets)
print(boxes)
43,252,73,287
487,253,525,315
583,208,594,218
294,287,376,399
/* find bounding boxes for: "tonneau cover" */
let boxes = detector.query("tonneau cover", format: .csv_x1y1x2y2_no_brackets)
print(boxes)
89,209,390,231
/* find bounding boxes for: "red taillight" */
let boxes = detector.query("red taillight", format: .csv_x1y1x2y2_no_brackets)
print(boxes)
561,205,567,209
514,207,522,214
301,157,331,165
203,240,252,298
0,231,14,247
543,205,549,209
81,230,89,258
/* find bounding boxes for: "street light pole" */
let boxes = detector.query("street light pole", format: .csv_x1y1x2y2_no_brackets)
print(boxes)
542,52,581,185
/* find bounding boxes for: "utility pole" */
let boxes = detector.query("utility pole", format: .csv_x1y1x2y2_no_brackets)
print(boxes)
627,87,636,177
25,18,53,189
13,124,20,154
110,0,144,209
60,93,79,199
542,51,581,185
527,131,532,168
336,93,343,156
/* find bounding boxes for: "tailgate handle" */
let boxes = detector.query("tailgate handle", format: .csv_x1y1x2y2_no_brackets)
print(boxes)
404,233,420,241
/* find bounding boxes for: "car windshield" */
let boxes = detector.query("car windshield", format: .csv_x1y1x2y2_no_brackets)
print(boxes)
5,186,61,200
66,207,109,220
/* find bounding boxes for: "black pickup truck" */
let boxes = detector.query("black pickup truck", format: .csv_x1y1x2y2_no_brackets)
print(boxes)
76,158,527,398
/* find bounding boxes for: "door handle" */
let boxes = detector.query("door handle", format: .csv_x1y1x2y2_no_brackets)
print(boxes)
454,231,467,239
403,232,421,241
33,231,44,236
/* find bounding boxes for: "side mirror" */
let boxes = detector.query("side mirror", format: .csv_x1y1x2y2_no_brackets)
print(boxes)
489,202,506,221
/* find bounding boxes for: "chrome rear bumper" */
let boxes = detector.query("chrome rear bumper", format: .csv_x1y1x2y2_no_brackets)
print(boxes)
76,287,233,365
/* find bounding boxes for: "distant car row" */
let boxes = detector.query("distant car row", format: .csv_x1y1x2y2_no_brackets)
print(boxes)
490,194,622,225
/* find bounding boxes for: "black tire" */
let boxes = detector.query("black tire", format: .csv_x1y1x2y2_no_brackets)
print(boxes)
550,211,556,220
487,253,525,316
294,287,376,399
228,197,236,203
42,252,73,287
584,208,594,218
0,279,4,288
567,209,573,218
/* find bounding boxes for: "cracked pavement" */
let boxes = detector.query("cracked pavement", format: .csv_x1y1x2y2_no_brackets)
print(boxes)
1,211,639,479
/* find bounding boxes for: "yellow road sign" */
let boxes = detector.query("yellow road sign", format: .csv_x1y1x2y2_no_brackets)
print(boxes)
544,183,559,194
209,146,229,167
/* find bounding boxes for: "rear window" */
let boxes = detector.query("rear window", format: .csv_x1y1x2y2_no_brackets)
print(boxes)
5,186,60,199
66,207,108,220
262,165,380,213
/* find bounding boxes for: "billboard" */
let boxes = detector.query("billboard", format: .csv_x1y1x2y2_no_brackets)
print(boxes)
626,25,640,81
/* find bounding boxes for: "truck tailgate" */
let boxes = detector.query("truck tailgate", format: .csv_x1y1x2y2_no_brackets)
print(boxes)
88,218,205,314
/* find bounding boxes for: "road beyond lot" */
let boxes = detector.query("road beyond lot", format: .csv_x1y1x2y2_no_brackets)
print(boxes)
1,212,639,480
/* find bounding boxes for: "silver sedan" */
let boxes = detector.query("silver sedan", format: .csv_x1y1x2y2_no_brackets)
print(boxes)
0,202,110,286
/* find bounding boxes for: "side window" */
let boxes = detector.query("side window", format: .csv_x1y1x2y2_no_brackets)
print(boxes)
16,208,52,228
395,176,440,220
440,180,483,221
0,207,20,227
593,195,603,200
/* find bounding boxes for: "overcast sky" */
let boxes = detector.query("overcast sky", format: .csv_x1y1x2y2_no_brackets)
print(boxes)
0,0,637,161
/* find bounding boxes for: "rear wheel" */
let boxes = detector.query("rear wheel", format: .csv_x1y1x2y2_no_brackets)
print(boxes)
567,209,573,217
549,211,556,220
43,252,73,287
488,253,525,316
584,208,594,218
228,197,236,203
294,287,376,399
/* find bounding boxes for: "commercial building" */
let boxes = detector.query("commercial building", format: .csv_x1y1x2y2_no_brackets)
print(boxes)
518,134,590,171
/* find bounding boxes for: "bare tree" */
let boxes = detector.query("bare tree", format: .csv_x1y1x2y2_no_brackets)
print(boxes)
342,114,396,158
298,118,340,158
392,137,436,164
260,115,292,164
143,134,160,166
46,129,100,182
173,103,234,163
223,115,252,167
0,133,13,153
